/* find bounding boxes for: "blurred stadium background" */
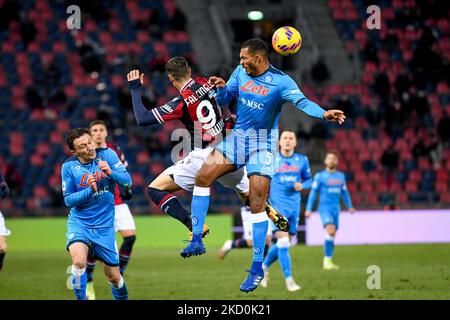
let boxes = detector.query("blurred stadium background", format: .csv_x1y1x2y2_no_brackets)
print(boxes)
0,0,449,299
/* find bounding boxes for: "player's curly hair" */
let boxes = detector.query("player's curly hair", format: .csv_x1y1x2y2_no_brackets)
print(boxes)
165,56,190,81
66,128,90,151
241,38,268,57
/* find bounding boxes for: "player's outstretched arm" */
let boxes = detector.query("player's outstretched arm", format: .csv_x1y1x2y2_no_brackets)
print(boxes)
127,69,161,127
300,156,313,190
341,179,355,213
282,77,346,124
305,173,320,217
209,66,240,106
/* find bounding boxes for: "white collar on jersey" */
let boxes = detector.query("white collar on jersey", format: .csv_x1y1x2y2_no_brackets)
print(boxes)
180,78,195,92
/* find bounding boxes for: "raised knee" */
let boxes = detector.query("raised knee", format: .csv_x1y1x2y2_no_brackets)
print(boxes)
72,260,86,270
195,171,212,187
249,196,265,213
107,273,122,284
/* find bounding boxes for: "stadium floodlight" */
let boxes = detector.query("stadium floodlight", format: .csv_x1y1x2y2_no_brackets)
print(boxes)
248,11,264,21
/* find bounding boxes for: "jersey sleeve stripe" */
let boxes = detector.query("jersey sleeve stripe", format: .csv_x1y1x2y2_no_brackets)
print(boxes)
152,108,164,124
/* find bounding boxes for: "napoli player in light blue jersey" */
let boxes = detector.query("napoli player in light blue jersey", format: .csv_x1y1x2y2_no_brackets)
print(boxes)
261,130,312,292
61,128,132,300
182,39,346,293
305,150,355,270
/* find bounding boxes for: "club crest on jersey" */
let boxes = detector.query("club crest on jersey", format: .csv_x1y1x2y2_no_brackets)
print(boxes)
240,80,270,96
264,75,273,83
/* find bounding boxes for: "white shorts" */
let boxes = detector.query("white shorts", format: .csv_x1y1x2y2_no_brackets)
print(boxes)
114,203,136,232
241,207,272,241
0,210,11,237
163,147,249,193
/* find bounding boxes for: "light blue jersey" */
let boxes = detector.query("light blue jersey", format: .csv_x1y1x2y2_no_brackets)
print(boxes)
269,153,312,234
215,65,325,177
305,170,352,229
217,65,325,130
62,148,132,228
62,147,132,266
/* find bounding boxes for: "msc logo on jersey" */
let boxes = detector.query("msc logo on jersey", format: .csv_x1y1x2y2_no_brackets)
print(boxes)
240,97,264,110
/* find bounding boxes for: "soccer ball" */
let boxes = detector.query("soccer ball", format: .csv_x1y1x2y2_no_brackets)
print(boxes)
271,26,302,56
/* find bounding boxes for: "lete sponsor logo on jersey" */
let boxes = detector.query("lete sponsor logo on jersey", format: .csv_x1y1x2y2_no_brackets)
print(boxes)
277,163,300,173
240,80,270,96
327,178,343,186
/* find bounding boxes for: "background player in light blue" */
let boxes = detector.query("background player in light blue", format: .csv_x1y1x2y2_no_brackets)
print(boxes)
261,130,312,292
305,150,355,270
183,39,346,293
62,128,132,300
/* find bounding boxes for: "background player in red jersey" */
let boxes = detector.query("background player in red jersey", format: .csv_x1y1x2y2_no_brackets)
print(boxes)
84,120,136,300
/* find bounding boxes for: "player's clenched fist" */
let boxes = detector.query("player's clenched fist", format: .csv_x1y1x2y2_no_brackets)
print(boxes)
127,69,144,85
88,174,98,192
305,211,312,219
98,160,112,175
209,76,226,88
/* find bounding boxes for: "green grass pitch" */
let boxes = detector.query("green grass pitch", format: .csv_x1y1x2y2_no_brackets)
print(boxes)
0,215,449,300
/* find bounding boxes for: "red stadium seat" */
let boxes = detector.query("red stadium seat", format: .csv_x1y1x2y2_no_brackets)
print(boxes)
26,199,38,210
360,182,373,193
397,192,408,205
441,193,450,204
435,182,448,193
408,170,421,183
30,154,44,166
83,108,97,121
36,143,51,156
418,157,431,170
350,192,362,206
131,173,144,187
365,193,378,205
34,186,49,198
9,144,24,156
56,120,70,132
405,181,418,193
136,151,150,165
436,169,448,182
